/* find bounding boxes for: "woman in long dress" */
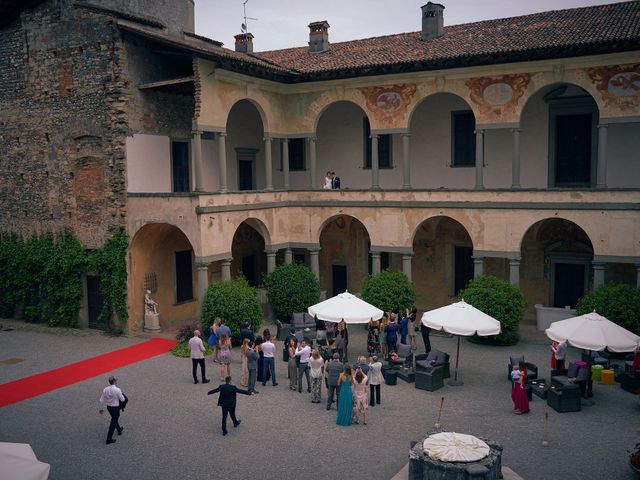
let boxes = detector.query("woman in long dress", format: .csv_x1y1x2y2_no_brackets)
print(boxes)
287,338,298,391
511,363,530,414
367,318,380,356
240,338,249,387
352,369,368,425
309,349,324,403
210,318,220,363
336,365,353,426
218,333,232,381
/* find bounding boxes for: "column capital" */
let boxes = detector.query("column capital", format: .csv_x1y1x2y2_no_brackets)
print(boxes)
597,124,609,130
400,132,412,138
592,261,606,269
217,131,227,138
263,135,272,142
308,248,321,254
308,136,317,143
195,262,209,271
369,251,381,258
474,128,485,135
221,257,233,265
281,137,290,143
191,129,203,136
370,133,379,139
508,258,521,266
401,253,414,259
510,127,521,134
264,249,277,256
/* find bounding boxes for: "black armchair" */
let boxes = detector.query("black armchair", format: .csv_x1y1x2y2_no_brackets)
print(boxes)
415,349,450,379
547,383,582,412
621,371,640,394
415,366,444,392
507,355,538,382
389,343,413,370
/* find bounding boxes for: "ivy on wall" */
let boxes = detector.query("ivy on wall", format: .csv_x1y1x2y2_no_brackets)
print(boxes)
0,229,128,328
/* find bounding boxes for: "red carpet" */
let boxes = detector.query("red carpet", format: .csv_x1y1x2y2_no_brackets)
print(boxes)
0,338,176,408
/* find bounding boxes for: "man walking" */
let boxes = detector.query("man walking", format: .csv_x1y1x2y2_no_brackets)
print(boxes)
246,341,259,394
261,333,278,386
296,339,311,393
207,376,251,436
325,353,343,410
99,376,125,445
189,330,210,384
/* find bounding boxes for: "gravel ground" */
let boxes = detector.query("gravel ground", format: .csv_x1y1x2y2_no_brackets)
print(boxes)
0,321,638,480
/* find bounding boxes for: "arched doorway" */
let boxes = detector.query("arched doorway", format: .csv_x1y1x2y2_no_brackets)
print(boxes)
318,215,371,296
520,218,594,311
412,216,473,310
129,223,198,331
226,99,266,191
231,221,268,287
409,93,478,189
520,83,599,188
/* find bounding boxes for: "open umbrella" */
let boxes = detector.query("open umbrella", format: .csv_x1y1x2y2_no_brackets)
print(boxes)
0,443,50,480
545,311,640,352
308,290,383,324
421,299,501,386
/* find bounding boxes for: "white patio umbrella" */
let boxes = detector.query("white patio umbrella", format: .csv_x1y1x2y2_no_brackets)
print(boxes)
0,443,50,480
421,299,501,386
308,290,384,324
545,311,640,352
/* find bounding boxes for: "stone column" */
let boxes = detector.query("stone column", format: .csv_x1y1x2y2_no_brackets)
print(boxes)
221,258,232,281
593,262,606,289
371,134,380,189
191,129,203,191
282,138,290,189
308,137,317,189
636,264,640,289
309,248,320,280
196,263,209,301
401,133,411,189
473,256,485,278
284,248,293,265
402,254,413,281
217,132,228,193
371,252,381,275
264,135,273,191
596,124,608,189
511,128,521,189
266,250,277,274
475,129,484,189
509,258,521,287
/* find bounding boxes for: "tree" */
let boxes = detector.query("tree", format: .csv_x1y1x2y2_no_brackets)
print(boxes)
361,270,416,313
459,275,526,345
200,276,262,343
576,283,640,335
263,263,320,321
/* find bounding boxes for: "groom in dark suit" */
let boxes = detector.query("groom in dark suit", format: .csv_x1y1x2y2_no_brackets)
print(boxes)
207,376,250,436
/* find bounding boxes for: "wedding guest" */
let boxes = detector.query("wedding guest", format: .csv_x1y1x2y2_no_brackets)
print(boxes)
511,362,530,414
399,311,410,345
323,171,332,189
218,333,232,381
99,376,125,445
368,356,383,406
210,318,220,363
309,349,324,403
336,365,353,426
287,338,298,391
352,368,368,425
408,307,418,351
331,171,341,189
189,330,210,384
240,338,250,387
367,317,381,355
380,314,389,358
240,322,255,343
325,353,343,410
552,340,568,370
296,339,311,393
246,341,259,395
385,316,399,355
207,376,250,436
261,333,278,387
338,320,349,362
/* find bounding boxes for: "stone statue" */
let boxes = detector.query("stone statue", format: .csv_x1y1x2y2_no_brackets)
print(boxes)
144,290,158,314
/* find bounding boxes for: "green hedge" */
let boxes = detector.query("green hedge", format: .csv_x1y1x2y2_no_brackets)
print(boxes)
459,275,526,346
263,263,320,321
200,276,262,343
576,283,640,335
361,269,416,313
0,229,128,328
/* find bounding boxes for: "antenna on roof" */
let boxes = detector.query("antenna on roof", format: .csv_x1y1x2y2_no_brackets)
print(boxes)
241,0,257,33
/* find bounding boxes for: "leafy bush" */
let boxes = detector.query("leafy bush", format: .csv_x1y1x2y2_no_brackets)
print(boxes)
361,270,416,313
171,340,213,358
263,263,320,321
576,283,640,335
201,276,262,343
459,275,526,346
176,321,201,342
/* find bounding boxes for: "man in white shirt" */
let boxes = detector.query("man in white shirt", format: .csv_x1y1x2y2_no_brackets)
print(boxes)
295,339,311,393
99,376,125,445
189,330,210,385
260,334,278,387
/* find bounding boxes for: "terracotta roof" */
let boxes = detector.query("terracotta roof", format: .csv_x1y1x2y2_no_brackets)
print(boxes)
251,1,640,78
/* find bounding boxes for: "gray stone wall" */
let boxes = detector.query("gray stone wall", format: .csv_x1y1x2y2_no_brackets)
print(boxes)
0,1,129,248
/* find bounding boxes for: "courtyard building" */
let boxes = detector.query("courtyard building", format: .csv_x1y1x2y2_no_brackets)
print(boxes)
1,0,639,331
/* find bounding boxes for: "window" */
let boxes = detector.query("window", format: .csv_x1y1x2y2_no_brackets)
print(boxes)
451,111,476,167
175,250,193,303
171,141,190,192
363,118,392,169
288,138,305,171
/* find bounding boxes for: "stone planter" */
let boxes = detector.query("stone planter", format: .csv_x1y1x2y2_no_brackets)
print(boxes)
534,304,576,331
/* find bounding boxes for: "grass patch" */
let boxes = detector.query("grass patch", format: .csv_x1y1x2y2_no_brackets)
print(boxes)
171,340,213,358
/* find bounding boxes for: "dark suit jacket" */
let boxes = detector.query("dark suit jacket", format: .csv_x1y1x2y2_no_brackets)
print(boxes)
208,383,250,408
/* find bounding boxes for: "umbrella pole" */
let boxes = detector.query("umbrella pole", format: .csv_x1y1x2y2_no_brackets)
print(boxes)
447,336,464,386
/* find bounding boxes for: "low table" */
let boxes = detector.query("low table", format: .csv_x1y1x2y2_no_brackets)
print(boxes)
530,380,550,399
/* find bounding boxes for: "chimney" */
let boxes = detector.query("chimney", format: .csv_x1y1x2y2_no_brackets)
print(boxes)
308,20,330,53
234,33,254,53
421,2,445,40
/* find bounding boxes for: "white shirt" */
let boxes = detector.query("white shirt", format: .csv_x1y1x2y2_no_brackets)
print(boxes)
555,341,567,360
309,357,324,378
262,341,276,358
296,345,311,364
188,336,205,359
99,384,125,408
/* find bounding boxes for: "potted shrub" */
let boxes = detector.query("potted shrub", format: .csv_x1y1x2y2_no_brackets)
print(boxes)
361,269,416,313
263,263,320,321
459,275,526,346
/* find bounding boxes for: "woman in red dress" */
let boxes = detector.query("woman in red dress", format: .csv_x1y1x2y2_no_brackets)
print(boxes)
511,363,530,414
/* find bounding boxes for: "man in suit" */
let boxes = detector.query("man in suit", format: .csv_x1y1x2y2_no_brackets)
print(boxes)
245,342,259,395
331,171,341,189
99,376,125,445
207,376,251,436
325,353,343,410
188,330,210,384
